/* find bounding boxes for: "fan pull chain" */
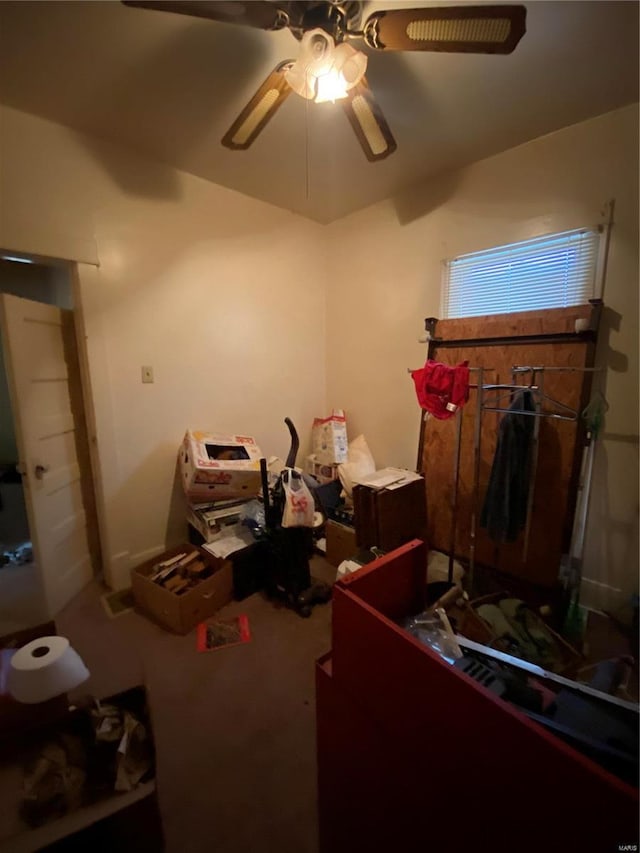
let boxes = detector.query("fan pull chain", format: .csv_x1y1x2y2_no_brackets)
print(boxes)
304,71,310,201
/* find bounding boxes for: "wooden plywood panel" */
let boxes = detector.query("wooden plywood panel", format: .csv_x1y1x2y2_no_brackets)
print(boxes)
432,304,595,341
420,339,595,587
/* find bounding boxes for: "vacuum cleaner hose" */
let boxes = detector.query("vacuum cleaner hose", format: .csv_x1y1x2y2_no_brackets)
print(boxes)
284,418,299,469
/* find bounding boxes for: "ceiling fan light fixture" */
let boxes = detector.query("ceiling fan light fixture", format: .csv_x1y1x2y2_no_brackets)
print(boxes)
314,67,350,103
123,1,527,160
332,42,368,86
285,28,367,104
406,17,511,44
231,88,280,145
351,95,387,156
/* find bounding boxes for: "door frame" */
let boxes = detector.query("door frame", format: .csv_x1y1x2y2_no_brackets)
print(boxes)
0,250,114,591
70,262,109,584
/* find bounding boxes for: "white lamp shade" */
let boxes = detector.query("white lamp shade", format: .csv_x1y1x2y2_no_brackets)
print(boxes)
284,28,368,103
332,43,367,88
7,636,90,704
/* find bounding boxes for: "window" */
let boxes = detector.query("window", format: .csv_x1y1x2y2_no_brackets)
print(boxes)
441,227,602,319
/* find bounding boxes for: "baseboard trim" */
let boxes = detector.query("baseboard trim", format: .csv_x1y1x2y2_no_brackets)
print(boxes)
580,576,626,613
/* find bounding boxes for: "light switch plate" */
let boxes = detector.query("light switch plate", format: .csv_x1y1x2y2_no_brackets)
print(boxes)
141,366,154,384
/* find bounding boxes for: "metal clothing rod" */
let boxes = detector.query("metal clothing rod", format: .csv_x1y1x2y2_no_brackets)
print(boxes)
456,636,640,714
481,384,578,421
416,359,593,595
407,365,493,374
512,365,603,373
410,362,492,591
448,408,463,584
483,383,539,389
468,366,484,592
481,407,576,422
522,373,543,561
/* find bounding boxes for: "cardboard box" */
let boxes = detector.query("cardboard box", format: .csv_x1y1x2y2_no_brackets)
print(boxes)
179,430,262,501
305,455,340,485
131,544,233,634
311,410,348,465
186,501,247,544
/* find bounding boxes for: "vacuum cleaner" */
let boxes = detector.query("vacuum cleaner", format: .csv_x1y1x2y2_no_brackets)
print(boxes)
260,418,331,618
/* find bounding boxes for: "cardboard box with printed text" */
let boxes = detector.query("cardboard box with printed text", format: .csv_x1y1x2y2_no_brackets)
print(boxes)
179,430,262,502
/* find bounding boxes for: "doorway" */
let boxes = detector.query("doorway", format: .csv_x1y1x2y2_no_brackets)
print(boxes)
0,255,100,634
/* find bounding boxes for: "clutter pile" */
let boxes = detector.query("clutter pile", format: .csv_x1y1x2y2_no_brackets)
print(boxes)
179,430,263,561
314,432,372,564
312,429,430,582
304,457,340,485
171,413,424,617
131,544,233,634
18,687,154,829
413,586,583,677
400,598,638,787
176,417,341,617
258,417,331,617
475,596,570,670
145,549,210,596
186,500,248,545
0,541,33,568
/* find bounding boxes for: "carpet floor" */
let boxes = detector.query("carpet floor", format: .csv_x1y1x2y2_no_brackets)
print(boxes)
33,552,638,853
56,555,337,853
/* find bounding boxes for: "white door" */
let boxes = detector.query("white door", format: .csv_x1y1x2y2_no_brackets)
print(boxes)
0,293,93,616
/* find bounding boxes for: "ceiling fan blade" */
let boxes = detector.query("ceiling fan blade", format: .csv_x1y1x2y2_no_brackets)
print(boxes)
363,5,526,54
121,1,290,31
341,79,397,163
222,61,294,150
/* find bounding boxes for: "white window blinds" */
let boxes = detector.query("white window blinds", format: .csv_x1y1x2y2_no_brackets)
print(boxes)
442,227,602,319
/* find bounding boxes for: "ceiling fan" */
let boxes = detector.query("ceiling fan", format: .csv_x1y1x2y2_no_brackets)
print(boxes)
122,1,527,162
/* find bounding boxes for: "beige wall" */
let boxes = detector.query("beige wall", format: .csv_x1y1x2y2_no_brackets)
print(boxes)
1,101,637,609
0,105,327,588
325,104,639,611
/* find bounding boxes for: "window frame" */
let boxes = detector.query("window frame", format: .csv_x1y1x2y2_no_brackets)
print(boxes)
440,226,604,320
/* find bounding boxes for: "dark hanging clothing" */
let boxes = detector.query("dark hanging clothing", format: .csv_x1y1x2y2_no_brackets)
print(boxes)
480,389,536,543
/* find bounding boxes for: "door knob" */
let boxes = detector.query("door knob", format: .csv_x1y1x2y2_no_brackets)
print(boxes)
34,464,49,479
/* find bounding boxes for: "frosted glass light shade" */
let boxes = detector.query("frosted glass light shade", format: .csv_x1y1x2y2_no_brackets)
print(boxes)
7,636,90,704
285,28,367,103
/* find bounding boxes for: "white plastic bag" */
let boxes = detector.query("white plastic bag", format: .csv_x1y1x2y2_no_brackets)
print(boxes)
281,469,315,528
338,434,376,499
336,559,362,580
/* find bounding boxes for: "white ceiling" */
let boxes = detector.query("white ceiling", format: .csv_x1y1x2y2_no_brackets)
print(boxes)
0,1,637,224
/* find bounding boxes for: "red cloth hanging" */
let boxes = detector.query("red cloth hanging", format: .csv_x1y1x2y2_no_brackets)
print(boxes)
411,359,470,419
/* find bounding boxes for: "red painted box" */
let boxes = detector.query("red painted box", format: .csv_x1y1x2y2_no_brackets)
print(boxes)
317,540,638,853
